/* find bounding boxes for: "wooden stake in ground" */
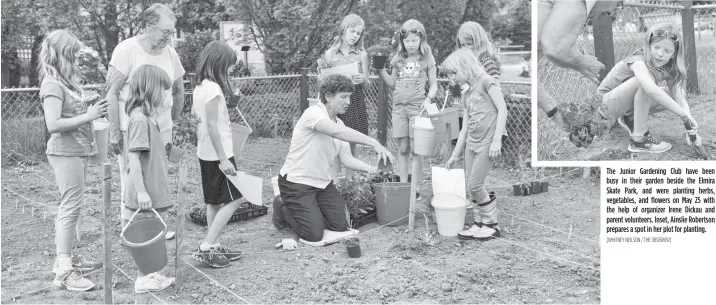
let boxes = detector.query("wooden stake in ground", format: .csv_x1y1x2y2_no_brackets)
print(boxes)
408,161,418,231
175,162,188,292
101,163,113,304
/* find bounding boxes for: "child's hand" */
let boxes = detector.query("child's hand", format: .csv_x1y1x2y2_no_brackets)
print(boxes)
351,74,365,84
445,156,458,169
86,99,108,120
137,191,152,210
422,97,433,109
220,158,237,176
683,115,698,131
489,139,502,158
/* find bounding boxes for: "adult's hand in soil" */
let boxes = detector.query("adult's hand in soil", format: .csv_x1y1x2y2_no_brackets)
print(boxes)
275,239,297,251
373,145,395,167
220,158,237,176
137,191,152,210
577,54,604,84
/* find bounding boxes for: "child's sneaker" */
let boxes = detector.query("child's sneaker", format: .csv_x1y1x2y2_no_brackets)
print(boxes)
53,269,95,292
617,113,634,134
457,221,482,240
192,246,230,268
216,245,243,261
53,255,103,273
474,223,501,241
135,272,174,294
628,132,671,153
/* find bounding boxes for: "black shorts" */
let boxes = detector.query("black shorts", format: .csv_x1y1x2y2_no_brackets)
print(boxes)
199,157,243,205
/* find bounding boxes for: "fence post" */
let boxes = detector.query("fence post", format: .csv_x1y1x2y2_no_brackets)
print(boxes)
593,12,615,82
681,0,700,94
377,80,388,146
299,68,309,113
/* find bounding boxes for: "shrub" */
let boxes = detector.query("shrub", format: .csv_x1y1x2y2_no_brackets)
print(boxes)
175,30,216,75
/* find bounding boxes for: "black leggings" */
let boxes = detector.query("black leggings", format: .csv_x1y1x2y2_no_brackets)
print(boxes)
277,175,348,242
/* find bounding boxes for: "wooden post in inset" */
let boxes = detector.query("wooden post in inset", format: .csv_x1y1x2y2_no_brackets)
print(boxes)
593,12,615,82
408,162,418,231
681,0,700,94
101,163,113,305
175,163,188,292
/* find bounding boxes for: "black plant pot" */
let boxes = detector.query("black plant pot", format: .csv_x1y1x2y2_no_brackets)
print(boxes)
346,244,361,258
541,182,549,192
372,55,388,70
521,184,532,196
531,181,542,194
513,184,522,196
450,84,462,97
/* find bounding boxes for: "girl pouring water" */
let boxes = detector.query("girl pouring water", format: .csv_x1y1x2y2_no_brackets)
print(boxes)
377,19,438,199
123,65,176,293
443,48,508,241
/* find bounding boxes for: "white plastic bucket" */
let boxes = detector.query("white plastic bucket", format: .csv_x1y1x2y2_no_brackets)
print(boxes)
271,176,280,197
89,119,109,164
231,107,253,158
431,193,467,237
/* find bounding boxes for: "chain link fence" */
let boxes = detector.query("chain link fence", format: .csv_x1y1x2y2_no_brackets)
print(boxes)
2,74,530,167
538,0,716,161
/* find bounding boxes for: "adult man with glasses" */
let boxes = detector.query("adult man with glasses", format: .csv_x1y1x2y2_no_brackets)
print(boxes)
104,3,185,254
537,0,622,144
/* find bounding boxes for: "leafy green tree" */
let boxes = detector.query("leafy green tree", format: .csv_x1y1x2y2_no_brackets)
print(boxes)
461,0,497,33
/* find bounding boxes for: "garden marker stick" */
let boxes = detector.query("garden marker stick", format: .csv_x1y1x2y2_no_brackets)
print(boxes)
568,225,573,240
31,207,34,218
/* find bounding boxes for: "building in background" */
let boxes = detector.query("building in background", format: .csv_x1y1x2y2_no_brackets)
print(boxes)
220,21,267,75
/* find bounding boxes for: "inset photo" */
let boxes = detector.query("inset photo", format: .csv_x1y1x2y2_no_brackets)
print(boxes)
536,0,715,162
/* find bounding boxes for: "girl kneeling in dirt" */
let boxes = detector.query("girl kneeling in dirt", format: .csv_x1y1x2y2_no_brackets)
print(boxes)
41,30,107,292
123,65,176,293
273,74,395,249
444,48,508,241
597,23,699,154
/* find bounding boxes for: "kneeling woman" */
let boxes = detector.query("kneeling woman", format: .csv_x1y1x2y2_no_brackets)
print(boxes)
276,74,394,246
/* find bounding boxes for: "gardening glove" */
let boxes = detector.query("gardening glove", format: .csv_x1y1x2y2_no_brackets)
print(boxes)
275,239,297,251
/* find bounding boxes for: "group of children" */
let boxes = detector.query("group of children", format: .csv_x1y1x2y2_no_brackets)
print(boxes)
39,7,696,295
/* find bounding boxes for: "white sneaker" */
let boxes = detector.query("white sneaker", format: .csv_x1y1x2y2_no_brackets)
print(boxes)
457,222,482,240
135,272,174,294
53,269,96,292
474,224,501,241
165,231,176,240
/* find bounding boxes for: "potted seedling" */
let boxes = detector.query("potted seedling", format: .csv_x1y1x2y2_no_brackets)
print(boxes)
513,152,531,196
344,235,361,258
367,43,392,70
531,168,543,194
336,175,377,228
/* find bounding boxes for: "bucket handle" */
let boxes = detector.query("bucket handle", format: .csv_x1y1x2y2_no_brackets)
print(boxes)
440,89,449,113
233,106,253,133
120,208,167,243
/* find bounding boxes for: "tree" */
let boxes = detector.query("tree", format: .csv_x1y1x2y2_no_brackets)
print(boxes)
461,0,497,33
175,29,217,75
227,0,359,73
176,0,233,34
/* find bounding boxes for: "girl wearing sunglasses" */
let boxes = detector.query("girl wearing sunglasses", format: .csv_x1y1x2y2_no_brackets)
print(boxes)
597,23,698,154
377,19,438,197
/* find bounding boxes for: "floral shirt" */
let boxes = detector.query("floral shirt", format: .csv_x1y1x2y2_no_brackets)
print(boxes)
41,77,97,157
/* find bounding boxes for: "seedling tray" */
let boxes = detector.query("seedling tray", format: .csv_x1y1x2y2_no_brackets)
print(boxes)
351,211,377,228
188,202,268,227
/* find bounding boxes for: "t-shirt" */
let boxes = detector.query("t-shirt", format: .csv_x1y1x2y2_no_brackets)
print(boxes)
280,102,345,189
109,37,185,135
40,77,98,157
597,54,671,94
192,79,234,161
463,74,499,150
391,53,436,105
124,109,172,210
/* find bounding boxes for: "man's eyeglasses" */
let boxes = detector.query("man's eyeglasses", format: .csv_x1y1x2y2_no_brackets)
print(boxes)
400,28,423,38
651,29,678,42
155,26,176,37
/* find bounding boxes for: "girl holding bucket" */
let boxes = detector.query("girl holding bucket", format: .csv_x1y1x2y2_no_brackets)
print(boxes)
377,19,438,198
319,13,371,179
191,41,246,268
40,29,106,292
443,48,508,241
123,65,176,293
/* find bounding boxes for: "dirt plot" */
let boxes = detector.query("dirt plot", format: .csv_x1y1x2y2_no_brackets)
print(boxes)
2,138,600,304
